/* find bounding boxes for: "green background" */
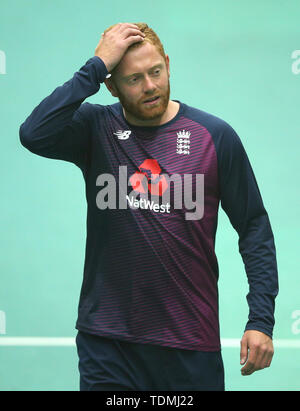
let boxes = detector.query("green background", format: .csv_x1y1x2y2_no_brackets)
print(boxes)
0,0,299,391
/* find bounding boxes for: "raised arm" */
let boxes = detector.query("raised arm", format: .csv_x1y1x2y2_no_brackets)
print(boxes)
19,56,108,169
19,23,145,169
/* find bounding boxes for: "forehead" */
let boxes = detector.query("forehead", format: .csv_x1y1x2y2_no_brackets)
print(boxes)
115,42,165,77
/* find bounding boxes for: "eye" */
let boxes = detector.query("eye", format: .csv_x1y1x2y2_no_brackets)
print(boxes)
153,68,161,76
127,75,141,85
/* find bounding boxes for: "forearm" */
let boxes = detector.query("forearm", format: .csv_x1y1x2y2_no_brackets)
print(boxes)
239,212,279,338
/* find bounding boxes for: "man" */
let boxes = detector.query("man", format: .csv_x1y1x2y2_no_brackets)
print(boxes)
19,23,278,391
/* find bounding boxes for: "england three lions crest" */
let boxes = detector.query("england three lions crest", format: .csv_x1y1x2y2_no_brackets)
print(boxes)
176,130,190,155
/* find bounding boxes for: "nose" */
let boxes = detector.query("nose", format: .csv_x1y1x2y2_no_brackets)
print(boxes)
143,74,156,94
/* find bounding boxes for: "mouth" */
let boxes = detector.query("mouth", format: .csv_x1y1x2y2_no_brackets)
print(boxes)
143,96,160,105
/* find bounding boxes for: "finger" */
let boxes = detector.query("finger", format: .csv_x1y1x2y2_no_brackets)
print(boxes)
253,341,274,371
241,360,255,375
240,338,248,365
262,346,274,369
117,23,141,33
265,350,274,368
103,24,143,41
253,347,266,371
121,27,146,39
124,34,145,47
103,23,136,36
241,346,258,375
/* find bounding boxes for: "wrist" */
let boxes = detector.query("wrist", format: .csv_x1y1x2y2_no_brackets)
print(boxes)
94,54,112,73
90,56,110,83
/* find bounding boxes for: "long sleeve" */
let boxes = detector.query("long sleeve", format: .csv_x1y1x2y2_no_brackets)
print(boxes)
217,123,279,338
19,56,108,169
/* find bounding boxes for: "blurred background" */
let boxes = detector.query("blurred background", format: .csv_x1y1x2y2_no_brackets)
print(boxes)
0,0,299,391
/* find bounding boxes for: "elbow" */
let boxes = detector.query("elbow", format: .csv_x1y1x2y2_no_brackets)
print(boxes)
19,123,30,148
19,122,35,149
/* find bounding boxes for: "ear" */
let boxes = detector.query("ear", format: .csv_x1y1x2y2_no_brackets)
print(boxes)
165,54,170,77
104,78,119,97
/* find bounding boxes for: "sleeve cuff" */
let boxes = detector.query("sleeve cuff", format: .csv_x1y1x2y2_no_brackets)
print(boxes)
87,56,109,83
244,323,273,339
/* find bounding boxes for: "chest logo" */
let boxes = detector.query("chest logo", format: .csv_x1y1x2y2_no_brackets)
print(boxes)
129,159,168,197
113,130,131,140
176,130,190,155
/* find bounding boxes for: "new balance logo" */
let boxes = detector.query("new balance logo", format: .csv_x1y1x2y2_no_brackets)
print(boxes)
113,130,132,140
176,130,190,155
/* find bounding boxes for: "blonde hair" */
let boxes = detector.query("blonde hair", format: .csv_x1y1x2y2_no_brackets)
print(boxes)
104,22,166,60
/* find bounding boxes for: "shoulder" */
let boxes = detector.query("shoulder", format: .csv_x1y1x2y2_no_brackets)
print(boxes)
181,102,243,150
182,102,234,137
78,101,121,117
76,101,122,123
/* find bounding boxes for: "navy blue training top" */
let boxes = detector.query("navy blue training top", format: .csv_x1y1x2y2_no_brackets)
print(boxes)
19,56,278,351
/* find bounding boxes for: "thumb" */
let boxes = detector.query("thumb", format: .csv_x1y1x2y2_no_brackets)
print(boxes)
240,336,249,365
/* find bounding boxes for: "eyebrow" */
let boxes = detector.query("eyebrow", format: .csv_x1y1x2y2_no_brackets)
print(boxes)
122,63,164,80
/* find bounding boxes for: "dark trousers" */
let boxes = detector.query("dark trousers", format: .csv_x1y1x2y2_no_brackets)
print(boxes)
76,331,225,391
